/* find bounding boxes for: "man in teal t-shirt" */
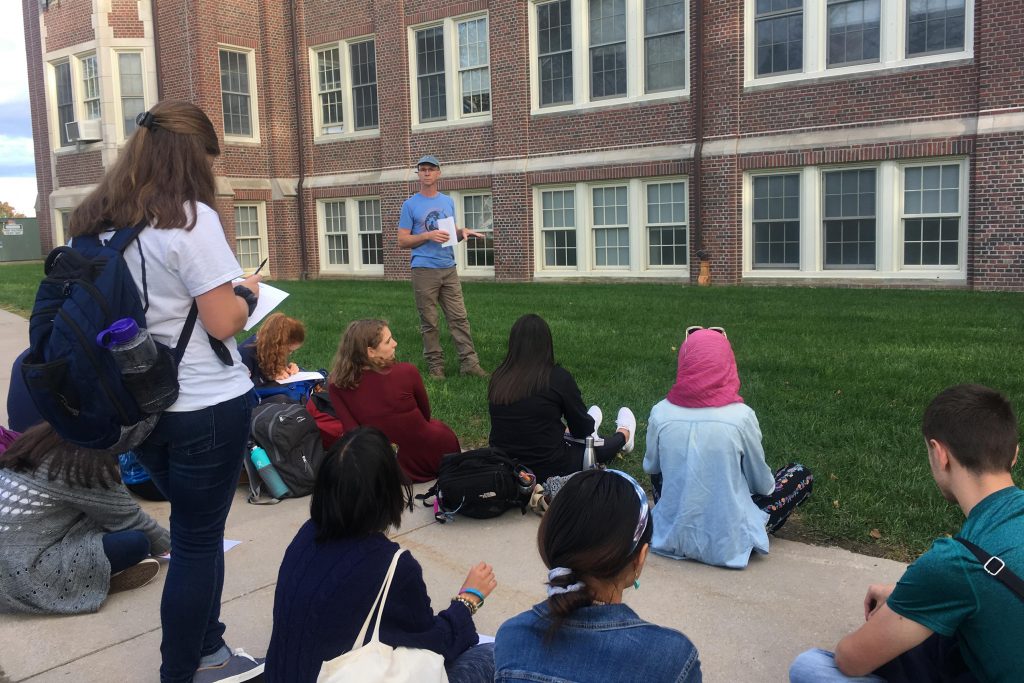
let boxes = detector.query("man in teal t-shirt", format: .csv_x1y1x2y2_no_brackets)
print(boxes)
397,155,487,380
790,384,1023,683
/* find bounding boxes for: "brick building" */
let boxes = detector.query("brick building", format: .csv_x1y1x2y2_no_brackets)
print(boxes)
22,0,1024,289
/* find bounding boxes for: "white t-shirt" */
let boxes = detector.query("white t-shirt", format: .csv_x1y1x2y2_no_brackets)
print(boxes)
101,202,253,411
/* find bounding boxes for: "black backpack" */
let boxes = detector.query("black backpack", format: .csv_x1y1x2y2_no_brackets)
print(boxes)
249,401,326,500
417,448,534,522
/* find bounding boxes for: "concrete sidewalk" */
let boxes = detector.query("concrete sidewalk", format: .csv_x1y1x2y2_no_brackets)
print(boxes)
0,308,907,682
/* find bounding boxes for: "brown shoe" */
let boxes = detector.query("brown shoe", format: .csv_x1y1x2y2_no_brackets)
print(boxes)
109,558,160,594
428,367,446,380
461,365,489,378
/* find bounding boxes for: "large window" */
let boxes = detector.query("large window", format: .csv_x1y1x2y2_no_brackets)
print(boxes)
234,204,267,272
752,174,801,268
51,53,104,148
219,47,257,140
532,0,687,112
318,198,385,275
746,0,973,84
80,54,101,120
535,178,689,276
313,38,380,137
744,160,967,279
461,194,494,268
118,52,146,138
410,14,491,126
54,61,75,147
902,163,960,267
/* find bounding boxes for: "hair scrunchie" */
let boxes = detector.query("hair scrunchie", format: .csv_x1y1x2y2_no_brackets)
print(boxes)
546,567,586,597
135,111,158,131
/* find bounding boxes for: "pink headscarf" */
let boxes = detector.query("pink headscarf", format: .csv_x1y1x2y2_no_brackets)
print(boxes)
666,329,744,408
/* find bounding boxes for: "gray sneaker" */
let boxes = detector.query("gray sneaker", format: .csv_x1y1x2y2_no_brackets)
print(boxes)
193,648,265,683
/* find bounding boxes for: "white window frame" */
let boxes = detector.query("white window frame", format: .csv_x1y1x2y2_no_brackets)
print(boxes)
741,158,968,281
234,202,270,275
643,178,690,271
309,35,380,142
743,0,975,88
407,12,493,130
528,0,689,116
48,51,105,150
532,177,689,278
316,197,386,276
79,52,101,121
218,45,261,144
450,190,496,276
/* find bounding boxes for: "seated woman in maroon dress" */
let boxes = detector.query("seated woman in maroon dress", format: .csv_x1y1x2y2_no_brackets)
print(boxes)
328,319,459,482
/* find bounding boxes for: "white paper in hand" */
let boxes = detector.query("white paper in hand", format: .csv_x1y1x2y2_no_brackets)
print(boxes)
436,216,458,248
233,281,290,330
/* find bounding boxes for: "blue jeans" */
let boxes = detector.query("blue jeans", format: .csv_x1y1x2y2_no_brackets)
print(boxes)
102,530,151,574
135,391,256,683
790,635,978,683
446,643,495,683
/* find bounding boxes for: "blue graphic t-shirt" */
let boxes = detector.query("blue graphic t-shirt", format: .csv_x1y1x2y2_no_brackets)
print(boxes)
399,192,457,269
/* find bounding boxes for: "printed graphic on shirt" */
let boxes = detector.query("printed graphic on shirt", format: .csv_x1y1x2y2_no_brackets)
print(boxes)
423,210,443,232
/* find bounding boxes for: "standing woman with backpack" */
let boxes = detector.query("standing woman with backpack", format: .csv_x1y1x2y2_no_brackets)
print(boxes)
68,100,263,683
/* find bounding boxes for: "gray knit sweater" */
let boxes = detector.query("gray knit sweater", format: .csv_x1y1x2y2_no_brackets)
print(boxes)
0,462,170,614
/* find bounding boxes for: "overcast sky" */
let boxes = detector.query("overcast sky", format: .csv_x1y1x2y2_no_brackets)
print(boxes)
1,2,37,217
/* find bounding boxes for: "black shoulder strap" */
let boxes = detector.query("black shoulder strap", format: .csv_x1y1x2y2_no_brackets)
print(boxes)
955,537,1024,603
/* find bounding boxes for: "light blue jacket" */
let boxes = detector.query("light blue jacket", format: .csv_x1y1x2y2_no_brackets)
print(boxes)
495,602,702,683
643,400,775,569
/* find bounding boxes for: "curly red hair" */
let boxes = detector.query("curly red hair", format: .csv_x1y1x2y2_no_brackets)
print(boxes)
256,313,306,380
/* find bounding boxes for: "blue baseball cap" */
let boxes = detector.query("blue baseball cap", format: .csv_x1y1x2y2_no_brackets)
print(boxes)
416,155,441,168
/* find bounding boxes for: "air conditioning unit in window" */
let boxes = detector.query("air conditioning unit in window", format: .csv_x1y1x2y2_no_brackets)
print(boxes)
66,119,102,143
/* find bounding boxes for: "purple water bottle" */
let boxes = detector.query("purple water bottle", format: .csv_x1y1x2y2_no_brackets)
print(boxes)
97,318,177,413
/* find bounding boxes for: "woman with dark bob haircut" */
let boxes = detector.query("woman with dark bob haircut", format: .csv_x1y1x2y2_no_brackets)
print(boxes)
494,469,703,682
488,314,637,483
266,426,498,683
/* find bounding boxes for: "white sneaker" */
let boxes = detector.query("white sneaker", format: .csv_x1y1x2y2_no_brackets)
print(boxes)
587,405,603,435
616,407,637,454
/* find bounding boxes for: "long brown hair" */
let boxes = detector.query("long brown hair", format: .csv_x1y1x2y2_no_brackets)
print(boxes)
70,100,221,236
256,313,306,380
0,423,120,489
329,319,390,390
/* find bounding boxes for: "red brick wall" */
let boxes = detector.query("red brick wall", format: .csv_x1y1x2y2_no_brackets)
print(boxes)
54,151,104,188
43,0,94,53
109,0,145,39
968,132,1024,291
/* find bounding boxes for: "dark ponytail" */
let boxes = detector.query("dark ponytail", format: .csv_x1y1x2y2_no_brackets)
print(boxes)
537,469,654,638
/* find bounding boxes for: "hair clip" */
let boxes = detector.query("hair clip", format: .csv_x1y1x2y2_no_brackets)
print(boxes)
135,111,157,130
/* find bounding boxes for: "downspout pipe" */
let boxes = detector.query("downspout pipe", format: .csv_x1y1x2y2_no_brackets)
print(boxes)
290,0,309,280
692,0,705,260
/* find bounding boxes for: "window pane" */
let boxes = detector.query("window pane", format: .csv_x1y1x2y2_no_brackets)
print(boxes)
590,0,627,98
593,185,629,268
541,189,576,267
822,169,876,268
827,0,880,66
323,201,349,265
902,216,959,266
464,194,495,267
350,41,379,130
234,206,261,269
647,181,687,266
220,50,252,136
538,0,574,106
80,55,101,120
358,199,383,266
907,0,966,55
55,61,74,146
752,173,800,268
317,48,343,132
456,18,491,115
416,27,447,121
755,3,804,76
118,53,145,137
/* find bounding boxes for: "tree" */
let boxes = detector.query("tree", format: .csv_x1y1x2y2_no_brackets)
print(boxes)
0,201,26,219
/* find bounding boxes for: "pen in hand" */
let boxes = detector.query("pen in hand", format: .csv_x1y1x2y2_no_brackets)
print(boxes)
253,258,268,277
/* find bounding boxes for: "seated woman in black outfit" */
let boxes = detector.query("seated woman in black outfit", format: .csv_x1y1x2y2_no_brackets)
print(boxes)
488,314,636,483
265,426,497,683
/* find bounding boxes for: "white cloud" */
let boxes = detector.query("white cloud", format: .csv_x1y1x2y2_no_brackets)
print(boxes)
0,177,39,217
0,135,34,172
0,3,30,106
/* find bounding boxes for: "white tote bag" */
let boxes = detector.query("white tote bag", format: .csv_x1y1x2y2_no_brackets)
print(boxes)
317,549,449,683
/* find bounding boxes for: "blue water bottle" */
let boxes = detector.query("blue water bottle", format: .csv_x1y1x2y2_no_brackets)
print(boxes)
250,446,290,499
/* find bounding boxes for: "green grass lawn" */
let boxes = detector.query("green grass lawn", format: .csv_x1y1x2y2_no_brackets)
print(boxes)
2,261,1022,560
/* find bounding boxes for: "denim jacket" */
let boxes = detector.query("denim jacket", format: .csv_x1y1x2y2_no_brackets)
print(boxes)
494,602,702,683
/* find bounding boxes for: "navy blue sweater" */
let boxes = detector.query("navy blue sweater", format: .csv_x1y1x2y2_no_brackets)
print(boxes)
265,521,478,683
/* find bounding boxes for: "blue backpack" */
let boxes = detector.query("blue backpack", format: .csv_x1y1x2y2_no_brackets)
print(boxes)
20,223,200,450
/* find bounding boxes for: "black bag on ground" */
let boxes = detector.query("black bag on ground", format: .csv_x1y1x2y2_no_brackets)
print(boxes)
417,447,534,522
250,401,325,499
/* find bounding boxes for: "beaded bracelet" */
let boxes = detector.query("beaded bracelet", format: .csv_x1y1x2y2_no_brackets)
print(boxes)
461,588,486,606
453,596,479,615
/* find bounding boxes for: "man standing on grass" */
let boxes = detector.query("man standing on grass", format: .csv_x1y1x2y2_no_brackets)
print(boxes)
790,384,1023,683
398,155,487,380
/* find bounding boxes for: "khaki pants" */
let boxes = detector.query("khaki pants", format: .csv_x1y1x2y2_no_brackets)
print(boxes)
411,266,480,372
